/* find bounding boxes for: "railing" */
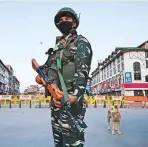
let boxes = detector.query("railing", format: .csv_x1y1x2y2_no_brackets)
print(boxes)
0,95,148,108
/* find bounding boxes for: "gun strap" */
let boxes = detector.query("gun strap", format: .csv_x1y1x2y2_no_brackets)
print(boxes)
56,35,82,102
56,50,69,102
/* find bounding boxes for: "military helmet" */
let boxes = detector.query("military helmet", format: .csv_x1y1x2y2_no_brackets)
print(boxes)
54,7,79,29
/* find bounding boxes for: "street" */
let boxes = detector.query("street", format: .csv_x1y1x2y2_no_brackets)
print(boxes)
0,107,148,147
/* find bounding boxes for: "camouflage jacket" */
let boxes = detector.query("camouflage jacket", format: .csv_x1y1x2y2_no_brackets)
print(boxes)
43,31,93,102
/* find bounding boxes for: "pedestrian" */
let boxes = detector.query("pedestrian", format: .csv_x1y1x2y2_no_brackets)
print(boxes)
35,7,93,147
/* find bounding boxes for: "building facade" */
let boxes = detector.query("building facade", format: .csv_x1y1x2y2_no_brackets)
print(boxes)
24,85,45,95
6,65,14,94
0,60,20,95
4,67,10,94
0,60,7,94
91,41,148,96
13,76,20,94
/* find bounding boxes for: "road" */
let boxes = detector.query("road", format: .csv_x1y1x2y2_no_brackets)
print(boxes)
0,107,148,147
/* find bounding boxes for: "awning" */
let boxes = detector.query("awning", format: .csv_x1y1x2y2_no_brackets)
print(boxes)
124,83,148,89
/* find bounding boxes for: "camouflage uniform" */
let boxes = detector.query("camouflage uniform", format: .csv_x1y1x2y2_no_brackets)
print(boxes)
43,8,93,147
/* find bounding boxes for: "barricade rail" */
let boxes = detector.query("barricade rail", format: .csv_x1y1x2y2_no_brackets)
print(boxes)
0,95,148,108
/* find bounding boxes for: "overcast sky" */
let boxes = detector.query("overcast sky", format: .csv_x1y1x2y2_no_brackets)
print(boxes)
0,1,148,92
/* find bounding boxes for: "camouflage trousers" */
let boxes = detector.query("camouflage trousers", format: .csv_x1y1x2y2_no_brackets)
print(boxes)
51,103,86,147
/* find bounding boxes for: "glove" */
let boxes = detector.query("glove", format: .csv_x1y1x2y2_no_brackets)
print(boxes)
35,75,42,84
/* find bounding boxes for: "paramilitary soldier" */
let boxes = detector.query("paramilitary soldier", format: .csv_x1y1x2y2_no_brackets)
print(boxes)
35,7,93,147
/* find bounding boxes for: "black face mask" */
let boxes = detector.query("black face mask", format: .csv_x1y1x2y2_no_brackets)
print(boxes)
57,21,73,35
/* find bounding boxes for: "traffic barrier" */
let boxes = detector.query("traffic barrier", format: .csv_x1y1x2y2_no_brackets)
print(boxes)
0,95,147,108
20,95,31,107
0,95,11,107
124,96,148,108
11,96,20,107
0,95,51,108
124,96,148,101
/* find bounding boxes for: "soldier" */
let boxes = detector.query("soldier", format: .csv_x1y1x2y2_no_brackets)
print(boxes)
36,7,93,147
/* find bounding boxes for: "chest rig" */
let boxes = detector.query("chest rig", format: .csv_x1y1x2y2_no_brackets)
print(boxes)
45,34,81,92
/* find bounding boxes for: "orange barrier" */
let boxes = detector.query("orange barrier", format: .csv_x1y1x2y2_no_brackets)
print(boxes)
124,96,148,102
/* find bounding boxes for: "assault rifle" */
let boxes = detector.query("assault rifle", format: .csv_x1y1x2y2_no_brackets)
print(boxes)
31,59,87,133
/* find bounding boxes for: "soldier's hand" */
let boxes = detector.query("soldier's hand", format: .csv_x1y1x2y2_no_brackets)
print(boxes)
54,93,76,103
53,95,76,107
35,75,42,84
53,98,62,107
69,95,76,103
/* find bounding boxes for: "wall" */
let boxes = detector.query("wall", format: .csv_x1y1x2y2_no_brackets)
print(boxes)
124,51,148,83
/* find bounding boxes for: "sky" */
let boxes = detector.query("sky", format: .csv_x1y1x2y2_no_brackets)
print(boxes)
0,0,148,92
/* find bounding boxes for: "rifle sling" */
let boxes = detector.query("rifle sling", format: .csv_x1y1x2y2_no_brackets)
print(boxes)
56,50,69,102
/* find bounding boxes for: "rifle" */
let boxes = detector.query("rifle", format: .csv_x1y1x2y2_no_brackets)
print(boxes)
31,59,87,133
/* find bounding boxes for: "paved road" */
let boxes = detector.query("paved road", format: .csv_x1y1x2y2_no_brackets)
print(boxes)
0,107,148,147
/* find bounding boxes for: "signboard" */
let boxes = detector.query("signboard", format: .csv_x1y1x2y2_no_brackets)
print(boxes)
0,95,12,100
97,95,105,100
20,95,31,100
112,96,122,100
125,72,132,83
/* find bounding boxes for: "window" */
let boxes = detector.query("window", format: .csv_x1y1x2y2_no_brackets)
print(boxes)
121,54,124,61
121,62,124,70
113,60,116,66
117,57,120,63
105,68,107,73
112,78,114,86
118,76,121,84
134,90,144,96
110,69,112,76
98,76,100,82
104,73,106,80
108,64,110,69
145,90,148,96
145,75,148,82
111,80,113,86
114,78,117,85
133,62,141,80
118,64,120,72
146,60,148,68
113,67,116,75
107,71,109,78
145,52,148,58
